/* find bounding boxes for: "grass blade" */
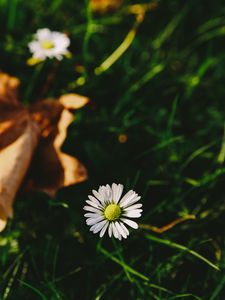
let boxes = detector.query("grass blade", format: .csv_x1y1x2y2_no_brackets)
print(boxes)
145,234,219,271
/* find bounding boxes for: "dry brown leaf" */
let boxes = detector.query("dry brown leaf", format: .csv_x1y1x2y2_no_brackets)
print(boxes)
59,93,89,110
0,205,7,232
90,0,123,13
0,115,39,230
0,73,20,106
56,109,87,187
0,109,31,151
0,72,88,230
29,100,88,197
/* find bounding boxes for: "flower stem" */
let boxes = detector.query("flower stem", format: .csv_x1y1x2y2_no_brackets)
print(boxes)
112,237,133,282
23,62,44,105
97,243,149,281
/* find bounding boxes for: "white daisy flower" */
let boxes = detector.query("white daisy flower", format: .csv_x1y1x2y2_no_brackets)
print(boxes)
84,183,142,240
28,28,70,61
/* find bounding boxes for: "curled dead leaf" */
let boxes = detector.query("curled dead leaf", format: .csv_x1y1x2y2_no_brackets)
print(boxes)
0,72,88,230
0,116,40,225
59,93,89,109
0,204,7,232
0,72,20,106
29,100,88,197
0,108,30,151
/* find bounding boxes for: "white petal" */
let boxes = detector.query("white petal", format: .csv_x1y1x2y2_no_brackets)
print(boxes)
117,232,122,240
123,210,142,218
99,222,109,238
84,213,101,218
98,186,108,204
92,190,105,203
108,223,113,237
119,190,136,206
85,200,101,209
55,54,63,60
119,222,130,236
98,184,113,203
52,32,70,47
123,203,142,211
122,196,141,209
98,186,105,194
115,221,127,239
91,220,108,233
88,195,101,206
28,41,46,59
86,216,104,226
120,193,140,207
98,186,107,202
121,218,139,229
36,28,52,41
83,206,100,213
116,184,123,203
112,183,117,200
28,41,40,52
105,184,113,202
112,183,123,204
112,222,119,239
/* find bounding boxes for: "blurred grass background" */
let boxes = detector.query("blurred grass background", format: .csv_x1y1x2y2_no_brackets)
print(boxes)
1,0,225,299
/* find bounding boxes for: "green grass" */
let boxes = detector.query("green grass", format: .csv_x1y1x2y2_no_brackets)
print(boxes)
1,0,225,299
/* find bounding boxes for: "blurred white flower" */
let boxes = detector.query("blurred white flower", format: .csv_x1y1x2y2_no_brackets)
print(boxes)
84,183,142,240
28,28,70,61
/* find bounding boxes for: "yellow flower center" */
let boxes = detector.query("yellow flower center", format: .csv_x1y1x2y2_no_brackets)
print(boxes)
104,204,121,221
41,40,54,50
